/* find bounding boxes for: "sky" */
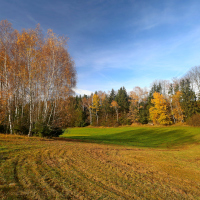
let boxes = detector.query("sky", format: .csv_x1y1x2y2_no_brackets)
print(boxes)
1,0,200,95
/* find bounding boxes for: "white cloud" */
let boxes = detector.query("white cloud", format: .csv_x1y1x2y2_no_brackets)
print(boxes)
73,88,93,96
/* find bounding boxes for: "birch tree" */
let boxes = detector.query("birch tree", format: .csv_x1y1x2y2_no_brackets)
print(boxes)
0,20,14,134
0,20,76,136
91,94,100,125
110,100,119,122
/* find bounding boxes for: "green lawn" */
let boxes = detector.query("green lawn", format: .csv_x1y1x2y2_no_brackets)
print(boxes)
61,126,200,148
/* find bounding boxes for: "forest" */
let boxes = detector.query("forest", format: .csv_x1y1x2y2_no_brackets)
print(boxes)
1,19,200,137
67,75,200,128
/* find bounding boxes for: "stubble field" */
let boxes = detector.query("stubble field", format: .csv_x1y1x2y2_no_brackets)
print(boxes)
0,126,200,199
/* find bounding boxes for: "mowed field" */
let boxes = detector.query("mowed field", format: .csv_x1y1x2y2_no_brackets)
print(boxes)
0,126,200,199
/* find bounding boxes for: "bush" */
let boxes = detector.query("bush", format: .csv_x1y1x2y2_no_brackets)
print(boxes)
13,118,29,135
0,124,6,133
187,113,200,126
14,124,29,135
33,122,50,137
33,122,63,138
50,126,64,137
74,120,86,127
118,116,131,126
139,117,148,124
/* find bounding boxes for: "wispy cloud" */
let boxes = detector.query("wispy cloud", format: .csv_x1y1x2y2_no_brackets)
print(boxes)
27,15,38,24
2,0,200,93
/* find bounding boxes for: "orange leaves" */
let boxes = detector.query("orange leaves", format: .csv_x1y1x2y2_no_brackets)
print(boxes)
110,100,119,109
129,91,139,106
0,19,76,133
110,100,119,113
171,91,184,123
17,29,38,51
42,29,75,92
82,96,92,107
110,100,120,122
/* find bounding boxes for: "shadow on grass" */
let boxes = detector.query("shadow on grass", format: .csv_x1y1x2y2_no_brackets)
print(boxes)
62,128,198,148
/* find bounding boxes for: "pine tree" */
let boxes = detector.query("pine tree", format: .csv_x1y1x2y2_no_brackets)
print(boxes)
180,79,197,120
108,89,116,104
115,87,129,113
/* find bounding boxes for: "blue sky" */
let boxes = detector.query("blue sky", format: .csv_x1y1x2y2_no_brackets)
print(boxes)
1,0,200,95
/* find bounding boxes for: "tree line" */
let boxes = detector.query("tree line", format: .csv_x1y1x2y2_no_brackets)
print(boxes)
66,69,200,127
1,19,200,136
0,20,76,136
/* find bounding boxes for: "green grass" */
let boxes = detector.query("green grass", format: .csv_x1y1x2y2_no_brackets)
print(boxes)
61,126,200,148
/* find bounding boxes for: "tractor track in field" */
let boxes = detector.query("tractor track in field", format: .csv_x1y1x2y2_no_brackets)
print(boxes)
0,135,200,199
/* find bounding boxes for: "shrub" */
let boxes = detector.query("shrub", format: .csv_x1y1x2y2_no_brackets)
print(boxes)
14,124,29,135
50,126,64,137
33,122,63,138
187,113,200,126
33,122,50,137
0,124,6,133
118,116,131,125
13,119,29,135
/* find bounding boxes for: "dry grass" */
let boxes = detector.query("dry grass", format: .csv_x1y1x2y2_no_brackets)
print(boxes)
0,133,200,199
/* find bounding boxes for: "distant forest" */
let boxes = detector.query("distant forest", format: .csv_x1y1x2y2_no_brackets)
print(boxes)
0,20,200,137
69,71,200,128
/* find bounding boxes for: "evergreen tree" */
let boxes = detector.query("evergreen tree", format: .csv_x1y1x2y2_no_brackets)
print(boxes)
100,95,110,125
148,83,162,101
108,89,116,104
138,102,148,124
115,87,129,113
180,79,197,119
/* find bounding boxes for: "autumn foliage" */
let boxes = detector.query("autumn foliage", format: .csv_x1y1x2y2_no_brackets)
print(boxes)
1,20,200,132
0,20,76,136
149,92,172,125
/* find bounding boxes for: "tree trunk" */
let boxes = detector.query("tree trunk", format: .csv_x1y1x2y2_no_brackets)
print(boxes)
89,108,92,125
96,111,98,126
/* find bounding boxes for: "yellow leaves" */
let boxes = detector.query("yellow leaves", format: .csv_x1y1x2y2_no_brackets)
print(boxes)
158,113,171,125
149,92,172,125
151,92,167,108
91,94,100,112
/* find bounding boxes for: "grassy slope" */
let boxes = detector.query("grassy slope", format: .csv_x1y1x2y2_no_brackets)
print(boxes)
61,126,200,148
0,126,200,199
